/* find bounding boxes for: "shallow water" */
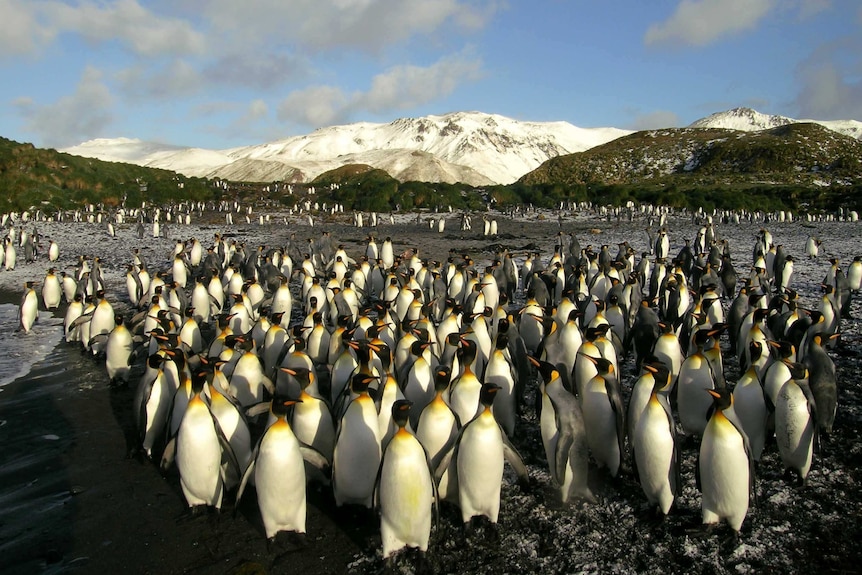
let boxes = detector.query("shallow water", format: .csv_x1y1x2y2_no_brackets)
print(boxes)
0,303,63,390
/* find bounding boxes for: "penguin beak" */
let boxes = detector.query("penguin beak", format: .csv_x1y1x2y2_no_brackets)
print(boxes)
706,389,721,399
279,367,297,376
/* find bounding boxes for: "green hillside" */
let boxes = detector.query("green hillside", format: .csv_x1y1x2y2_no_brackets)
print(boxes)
0,137,216,212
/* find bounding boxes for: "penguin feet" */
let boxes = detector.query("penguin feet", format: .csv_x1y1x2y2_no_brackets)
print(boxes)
464,516,500,545
269,532,309,566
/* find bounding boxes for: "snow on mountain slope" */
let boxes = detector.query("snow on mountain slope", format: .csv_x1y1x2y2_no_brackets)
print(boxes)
61,112,629,185
689,107,862,140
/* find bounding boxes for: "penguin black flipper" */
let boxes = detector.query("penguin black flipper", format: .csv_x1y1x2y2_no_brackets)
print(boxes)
501,431,530,490
605,378,628,471
299,443,331,484
659,392,682,498
206,407,242,491
235,450,258,506
88,333,109,349
160,436,177,473
67,311,94,333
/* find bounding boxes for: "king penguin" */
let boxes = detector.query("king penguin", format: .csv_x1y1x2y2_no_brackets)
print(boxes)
18,281,39,334
774,362,817,485
436,383,529,526
162,370,239,511
531,358,594,505
697,388,755,535
375,399,437,561
237,397,328,541
632,370,679,516
332,373,383,508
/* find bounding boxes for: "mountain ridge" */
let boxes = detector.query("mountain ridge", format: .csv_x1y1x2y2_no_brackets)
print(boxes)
60,108,862,186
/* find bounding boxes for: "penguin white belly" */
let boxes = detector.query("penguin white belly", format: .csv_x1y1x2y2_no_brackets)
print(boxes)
255,423,306,537
677,355,714,437
763,363,790,407
106,329,134,383
486,360,516,437
333,399,381,507
581,379,620,476
457,415,504,523
416,401,458,470
176,403,223,508
292,399,335,463
633,399,675,514
540,392,559,480
379,433,434,556
699,416,749,531
775,384,815,480
19,291,38,333
626,376,654,451
141,374,171,457
732,379,767,462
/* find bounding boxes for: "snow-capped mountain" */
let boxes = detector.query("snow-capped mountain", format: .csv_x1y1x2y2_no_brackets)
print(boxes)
689,107,862,140
61,108,861,186
62,112,631,186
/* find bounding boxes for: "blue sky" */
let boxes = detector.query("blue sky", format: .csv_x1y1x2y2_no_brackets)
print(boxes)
0,0,859,150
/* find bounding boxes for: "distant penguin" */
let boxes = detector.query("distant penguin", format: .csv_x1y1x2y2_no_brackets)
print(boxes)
42,268,62,310
48,239,59,262
18,281,38,334
376,400,436,560
698,388,755,535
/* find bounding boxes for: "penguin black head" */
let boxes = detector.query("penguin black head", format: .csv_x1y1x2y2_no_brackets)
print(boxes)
479,383,501,407
643,360,671,390
585,354,614,377
707,388,732,413
391,399,413,429
528,357,559,384
433,366,452,391
280,366,313,389
350,373,378,394
271,396,302,418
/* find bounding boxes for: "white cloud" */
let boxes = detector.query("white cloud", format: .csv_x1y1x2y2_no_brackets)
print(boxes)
115,60,203,99
199,0,499,52
357,54,483,113
645,0,775,47
276,53,483,128
277,86,352,127
17,66,114,147
0,0,56,57
205,52,309,91
0,1,205,58
796,45,862,120
53,0,205,57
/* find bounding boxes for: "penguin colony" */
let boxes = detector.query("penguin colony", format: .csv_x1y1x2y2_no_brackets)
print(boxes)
5,201,860,568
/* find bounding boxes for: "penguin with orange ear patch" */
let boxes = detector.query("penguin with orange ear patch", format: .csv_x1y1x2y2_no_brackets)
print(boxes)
697,388,755,536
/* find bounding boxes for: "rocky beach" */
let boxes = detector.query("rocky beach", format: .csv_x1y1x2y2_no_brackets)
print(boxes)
0,205,860,575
